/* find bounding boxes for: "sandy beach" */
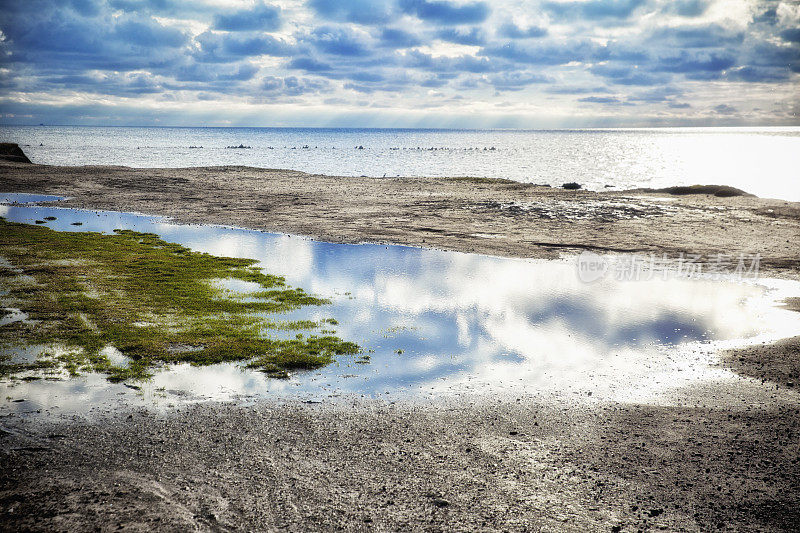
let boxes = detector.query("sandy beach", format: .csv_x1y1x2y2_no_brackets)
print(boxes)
1,158,800,531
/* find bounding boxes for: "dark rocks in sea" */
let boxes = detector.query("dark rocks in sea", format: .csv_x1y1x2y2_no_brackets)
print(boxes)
562,182,582,190
226,144,252,149
0,143,32,164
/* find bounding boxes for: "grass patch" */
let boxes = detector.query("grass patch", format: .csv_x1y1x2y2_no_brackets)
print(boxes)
0,218,359,381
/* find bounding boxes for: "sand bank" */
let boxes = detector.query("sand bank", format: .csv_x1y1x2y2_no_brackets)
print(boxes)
1,158,798,279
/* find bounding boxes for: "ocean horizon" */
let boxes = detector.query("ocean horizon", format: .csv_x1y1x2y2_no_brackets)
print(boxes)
2,125,799,201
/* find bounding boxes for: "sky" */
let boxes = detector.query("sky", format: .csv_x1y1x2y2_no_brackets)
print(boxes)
0,0,798,128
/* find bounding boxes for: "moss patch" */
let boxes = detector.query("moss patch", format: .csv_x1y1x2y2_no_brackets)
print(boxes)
0,218,359,381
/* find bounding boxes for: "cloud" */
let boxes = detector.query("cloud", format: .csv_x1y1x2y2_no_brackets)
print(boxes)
579,96,621,104
0,0,797,127
436,27,486,46
378,28,422,48
174,61,259,83
481,40,606,65
287,57,333,72
261,75,330,96
399,0,491,25
497,23,548,39
589,63,669,86
727,66,790,83
489,71,552,90
654,51,736,73
543,0,646,21
308,0,394,24
193,32,294,62
309,26,371,56
648,24,744,49
662,0,711,17
780,28,800,43
628,86,683,102
212,2,282,32
113,16,187,48
405,50,498,73
713,103,737,115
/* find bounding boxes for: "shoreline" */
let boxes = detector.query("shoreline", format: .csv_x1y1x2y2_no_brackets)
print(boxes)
2,159,800,531
1,160,799,280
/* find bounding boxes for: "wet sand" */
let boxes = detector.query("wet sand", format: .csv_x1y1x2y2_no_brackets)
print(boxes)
1,159,800,531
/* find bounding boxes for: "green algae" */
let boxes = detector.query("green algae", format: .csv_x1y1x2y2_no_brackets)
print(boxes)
0,218,359,381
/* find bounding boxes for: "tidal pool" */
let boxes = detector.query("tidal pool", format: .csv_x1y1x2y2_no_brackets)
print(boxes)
1,194,799,415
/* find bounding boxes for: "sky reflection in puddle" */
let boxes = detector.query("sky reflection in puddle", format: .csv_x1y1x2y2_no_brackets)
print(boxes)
1,196,799,414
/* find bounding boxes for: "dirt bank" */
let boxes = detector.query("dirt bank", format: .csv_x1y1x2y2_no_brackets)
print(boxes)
1,160,798,279
2,398,799,532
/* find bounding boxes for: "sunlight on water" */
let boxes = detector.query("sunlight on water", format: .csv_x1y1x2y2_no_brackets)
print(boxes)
2,126,799,200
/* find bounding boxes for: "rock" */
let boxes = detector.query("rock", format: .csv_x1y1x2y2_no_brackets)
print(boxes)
0,143,32,164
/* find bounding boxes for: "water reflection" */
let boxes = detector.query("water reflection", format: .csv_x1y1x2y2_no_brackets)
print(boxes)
2,197,799,413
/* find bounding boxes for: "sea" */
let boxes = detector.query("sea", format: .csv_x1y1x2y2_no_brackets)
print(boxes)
2,126,799,201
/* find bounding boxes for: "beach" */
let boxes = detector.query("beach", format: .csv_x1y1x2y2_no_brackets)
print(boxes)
1,159,798,279
1,156,800,531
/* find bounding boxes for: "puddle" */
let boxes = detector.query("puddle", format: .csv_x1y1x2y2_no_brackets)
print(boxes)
2,196,800,414
0,307,28,327
0,193,64,205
